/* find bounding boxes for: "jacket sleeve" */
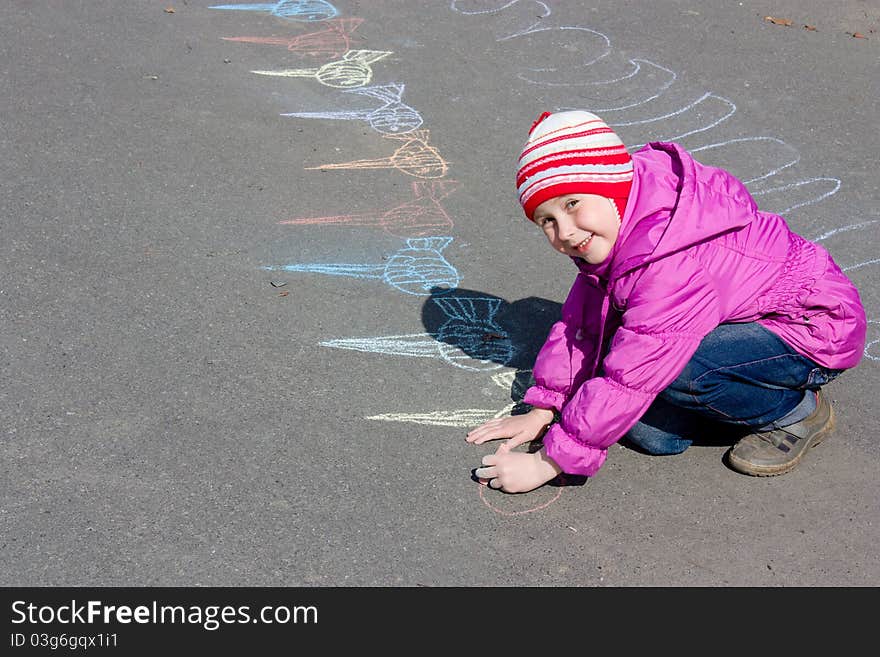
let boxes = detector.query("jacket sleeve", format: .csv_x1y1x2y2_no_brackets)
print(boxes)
543,253,722,476
522,273,606,412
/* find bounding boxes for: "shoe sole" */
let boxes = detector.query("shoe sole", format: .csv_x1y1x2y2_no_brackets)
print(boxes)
727,404,835,477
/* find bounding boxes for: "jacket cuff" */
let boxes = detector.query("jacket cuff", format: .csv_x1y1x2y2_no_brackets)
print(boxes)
542,423,607,476
523,386,567,412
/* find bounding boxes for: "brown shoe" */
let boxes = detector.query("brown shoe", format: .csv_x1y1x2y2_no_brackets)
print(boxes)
727,391,835,477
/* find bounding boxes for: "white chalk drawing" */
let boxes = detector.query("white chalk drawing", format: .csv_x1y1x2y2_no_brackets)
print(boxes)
262,237,460,295
321,297,514,371
305,129,448,178
279,180,456,237
281,83,423,135
811,220,879,243
843,258,880,273
750,178,842,216
864,320,880,362
367,371,518,426
209,1,339,21
222,17,363,60
252,49,392,89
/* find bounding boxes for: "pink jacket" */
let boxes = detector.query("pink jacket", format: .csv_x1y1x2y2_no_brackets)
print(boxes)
523,142,867,476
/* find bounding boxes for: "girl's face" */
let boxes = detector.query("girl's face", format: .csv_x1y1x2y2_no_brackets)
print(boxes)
532,194,621,264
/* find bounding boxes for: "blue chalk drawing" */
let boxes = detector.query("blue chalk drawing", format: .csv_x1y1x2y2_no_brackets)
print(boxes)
209,1,339,21
263,237,460,295
431,296,514,367
281,83,423,135
321,297,514,371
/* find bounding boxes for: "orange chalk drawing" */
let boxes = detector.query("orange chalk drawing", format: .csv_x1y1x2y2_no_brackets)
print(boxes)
306,129,449,179
478,481,563,517
279,180,457,237
222,17,363,59
251,49,392,88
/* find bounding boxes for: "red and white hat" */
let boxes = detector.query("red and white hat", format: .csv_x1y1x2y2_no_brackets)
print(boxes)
516,110,633,221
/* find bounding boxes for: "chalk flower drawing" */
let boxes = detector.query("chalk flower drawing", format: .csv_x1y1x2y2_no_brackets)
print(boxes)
281,83,423,135
306,130,448,179
222,17,363,60
262,237,461,296
209,0,339,21
367,371,519,426
321,297,514,371
252,49,392,89
279,180,456,237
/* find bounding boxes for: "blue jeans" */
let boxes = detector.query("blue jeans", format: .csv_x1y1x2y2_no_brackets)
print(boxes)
623,323,842,455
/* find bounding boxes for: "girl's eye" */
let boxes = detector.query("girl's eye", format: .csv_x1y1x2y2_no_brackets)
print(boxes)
539,217,555,227
565,199,578,210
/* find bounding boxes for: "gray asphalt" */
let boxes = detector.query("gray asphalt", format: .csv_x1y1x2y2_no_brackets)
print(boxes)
1,0,878,586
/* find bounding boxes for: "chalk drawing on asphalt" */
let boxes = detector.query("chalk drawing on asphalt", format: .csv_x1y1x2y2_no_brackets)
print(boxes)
751,179,842,216
367,371,519,427
367,404,516,428
279,180,456,237
843,258,880,273
252,50,392,89
865,320,880,362
209,1,339,21
321,297,514,371
222,17,363,59
305,130,448,178
611,93,737,149
281,83,423,135
262,237,460,296
811,220,879,243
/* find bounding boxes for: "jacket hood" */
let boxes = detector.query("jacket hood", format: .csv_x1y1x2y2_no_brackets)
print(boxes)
575,141,757,280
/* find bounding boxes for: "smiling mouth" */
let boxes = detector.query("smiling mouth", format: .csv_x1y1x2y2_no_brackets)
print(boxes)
574,233,593,252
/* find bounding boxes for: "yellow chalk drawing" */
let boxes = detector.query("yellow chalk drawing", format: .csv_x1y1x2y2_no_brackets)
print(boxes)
251,49,392,89
306,129,449,179
366,372,518,427
366,404,516,428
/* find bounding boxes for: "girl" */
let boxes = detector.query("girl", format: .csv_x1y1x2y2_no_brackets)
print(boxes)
468,110,866,494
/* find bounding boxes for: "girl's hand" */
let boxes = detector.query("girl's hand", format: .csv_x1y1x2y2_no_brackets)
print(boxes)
474,446,563,494
465,407,555,451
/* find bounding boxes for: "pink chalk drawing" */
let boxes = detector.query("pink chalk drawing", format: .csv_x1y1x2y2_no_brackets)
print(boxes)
305,129,449,178
279,180,457,237
222,17,363,60
478,480,563,516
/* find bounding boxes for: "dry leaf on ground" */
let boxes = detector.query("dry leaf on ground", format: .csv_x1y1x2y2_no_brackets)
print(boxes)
764,16,793,27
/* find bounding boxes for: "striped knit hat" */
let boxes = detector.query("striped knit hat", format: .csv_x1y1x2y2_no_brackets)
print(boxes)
516,110,633,221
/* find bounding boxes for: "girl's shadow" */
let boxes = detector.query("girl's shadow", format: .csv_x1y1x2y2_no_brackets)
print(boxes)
424,286,588,487
421,285,560,408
